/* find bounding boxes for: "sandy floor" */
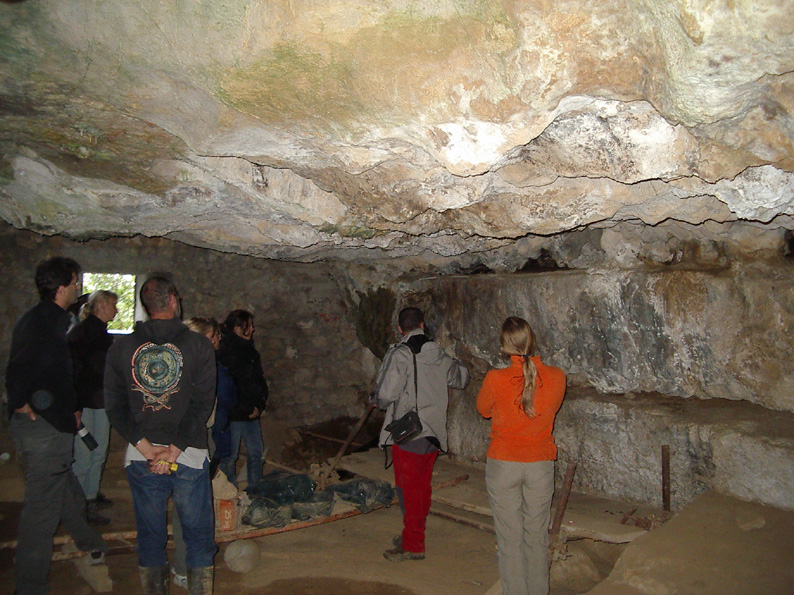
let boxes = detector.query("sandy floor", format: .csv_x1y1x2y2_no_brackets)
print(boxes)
1,421,793,595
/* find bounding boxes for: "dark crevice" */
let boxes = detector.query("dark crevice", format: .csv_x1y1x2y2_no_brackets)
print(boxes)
784,230,794,259
517,248,568,272
454,262,494,275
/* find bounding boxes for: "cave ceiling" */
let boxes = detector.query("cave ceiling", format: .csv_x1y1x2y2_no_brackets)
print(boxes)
1,1,793,270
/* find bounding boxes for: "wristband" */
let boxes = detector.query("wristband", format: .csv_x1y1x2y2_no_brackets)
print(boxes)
155,461,179,472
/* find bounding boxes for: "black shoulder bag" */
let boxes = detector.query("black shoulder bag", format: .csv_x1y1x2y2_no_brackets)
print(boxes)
384,349,423,443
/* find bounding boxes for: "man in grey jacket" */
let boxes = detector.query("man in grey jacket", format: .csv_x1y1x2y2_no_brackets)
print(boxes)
374,307,470,561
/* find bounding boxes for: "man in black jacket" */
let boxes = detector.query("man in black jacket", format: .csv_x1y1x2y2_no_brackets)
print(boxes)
6,257,109,594
105,276,217,594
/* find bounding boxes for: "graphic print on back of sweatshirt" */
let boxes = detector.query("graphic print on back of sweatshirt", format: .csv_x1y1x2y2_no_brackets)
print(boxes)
131,342,183,411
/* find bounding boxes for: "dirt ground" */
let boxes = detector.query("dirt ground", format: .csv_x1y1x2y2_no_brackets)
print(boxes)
1,417,793,594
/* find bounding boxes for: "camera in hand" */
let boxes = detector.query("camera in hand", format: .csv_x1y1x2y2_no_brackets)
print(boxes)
77,422,98,451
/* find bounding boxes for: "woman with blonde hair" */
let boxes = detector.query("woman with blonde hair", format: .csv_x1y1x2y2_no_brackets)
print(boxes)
477,316,566,595
67,289,118,525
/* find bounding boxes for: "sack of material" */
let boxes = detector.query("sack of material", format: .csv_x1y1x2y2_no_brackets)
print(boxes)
241,497,292,528
328,478,395,513
385,410,422,443
291,490,336,521
245,470,315,504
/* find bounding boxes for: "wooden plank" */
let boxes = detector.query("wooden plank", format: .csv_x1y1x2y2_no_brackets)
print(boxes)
338,449,665,545
32,474,472,557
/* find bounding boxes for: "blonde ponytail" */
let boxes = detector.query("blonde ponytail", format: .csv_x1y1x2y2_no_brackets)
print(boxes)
520,355,538,417
80,289,117,322
500,317,538,418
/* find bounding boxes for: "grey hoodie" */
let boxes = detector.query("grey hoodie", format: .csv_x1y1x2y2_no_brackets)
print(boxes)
376,328,469,450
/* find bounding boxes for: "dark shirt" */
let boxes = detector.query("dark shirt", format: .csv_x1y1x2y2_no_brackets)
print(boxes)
68,314,114,410
5,300,79,434
215,361,239,420
104,317,216,451
217,332,268,421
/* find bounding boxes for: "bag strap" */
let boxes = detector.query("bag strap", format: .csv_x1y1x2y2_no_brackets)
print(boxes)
412,352,419,414
396,343,421,413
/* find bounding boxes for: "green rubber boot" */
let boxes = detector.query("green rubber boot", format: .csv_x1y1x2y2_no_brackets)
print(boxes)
139,564,169,595
187,566,214,595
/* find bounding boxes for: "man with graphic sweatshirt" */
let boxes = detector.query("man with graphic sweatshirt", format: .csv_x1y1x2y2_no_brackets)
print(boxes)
105,276,216,594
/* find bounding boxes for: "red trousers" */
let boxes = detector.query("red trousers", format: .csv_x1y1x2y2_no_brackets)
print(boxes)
392,443,439,553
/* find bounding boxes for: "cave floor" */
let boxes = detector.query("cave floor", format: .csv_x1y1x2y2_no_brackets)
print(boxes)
0,422,792,594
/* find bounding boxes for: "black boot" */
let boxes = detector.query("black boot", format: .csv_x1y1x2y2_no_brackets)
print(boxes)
187,566,214,595
139,564,170,595
86,501,111,526
94,492,114,508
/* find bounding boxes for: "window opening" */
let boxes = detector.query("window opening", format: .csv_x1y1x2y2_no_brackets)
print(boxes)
81,272,137,333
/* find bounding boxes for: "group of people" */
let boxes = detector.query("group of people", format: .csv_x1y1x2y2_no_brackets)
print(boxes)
6,258,268,594
7,256,566,595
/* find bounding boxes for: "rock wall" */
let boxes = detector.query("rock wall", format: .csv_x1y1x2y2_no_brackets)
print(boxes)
396,259,794,412
3,224,793,509
0,224,380,428
554,390,794,511
386,256,794,508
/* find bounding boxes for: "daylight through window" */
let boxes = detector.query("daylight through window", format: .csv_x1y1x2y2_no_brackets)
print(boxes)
82,272,137,332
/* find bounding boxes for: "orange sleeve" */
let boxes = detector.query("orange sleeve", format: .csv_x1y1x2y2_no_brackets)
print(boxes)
533,367,566,419
476,371,495,419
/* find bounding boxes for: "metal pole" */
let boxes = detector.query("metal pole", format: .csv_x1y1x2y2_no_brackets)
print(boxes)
549,461,577,544
319,402,377,488
662,444,671,512
429,508,495,534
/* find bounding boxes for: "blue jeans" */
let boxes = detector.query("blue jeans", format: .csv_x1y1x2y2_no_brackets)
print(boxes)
126,459,216,568
221,420,264,486
11,414,108,594
72,408,110,500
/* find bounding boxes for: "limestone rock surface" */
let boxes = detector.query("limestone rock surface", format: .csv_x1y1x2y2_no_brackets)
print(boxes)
399,260,794,412
1,0,793,266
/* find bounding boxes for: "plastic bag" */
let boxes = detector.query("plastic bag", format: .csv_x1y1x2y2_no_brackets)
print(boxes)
245,470,315,505
241,496,292,528
327,478,394,513
291,490,336,521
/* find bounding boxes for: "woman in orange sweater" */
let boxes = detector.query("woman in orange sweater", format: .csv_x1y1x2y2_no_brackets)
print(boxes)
477,317,566,595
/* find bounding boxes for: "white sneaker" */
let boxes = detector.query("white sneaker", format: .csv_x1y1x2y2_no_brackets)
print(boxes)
171,567,187,589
